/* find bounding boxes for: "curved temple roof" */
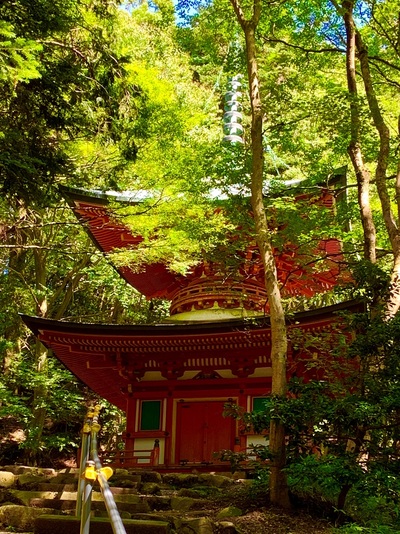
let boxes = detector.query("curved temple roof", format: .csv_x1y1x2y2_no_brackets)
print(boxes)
61,186,181,299
60,184,347,309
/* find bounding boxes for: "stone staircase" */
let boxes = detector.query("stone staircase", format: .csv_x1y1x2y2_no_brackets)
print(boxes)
0,465,247,533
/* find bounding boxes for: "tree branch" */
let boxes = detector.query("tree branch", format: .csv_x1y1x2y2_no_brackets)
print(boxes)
368,55,400,74
41,39,87,60
229,0,247,28
368,59,400,90
262,37,344,54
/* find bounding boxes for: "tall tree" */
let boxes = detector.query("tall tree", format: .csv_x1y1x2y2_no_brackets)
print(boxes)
228,0,290,508
0,0,141,460
340,0,377,263
333,0,400,318
0,0,226,462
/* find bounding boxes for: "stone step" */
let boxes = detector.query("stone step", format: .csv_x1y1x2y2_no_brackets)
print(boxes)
13,489,144,504
15,473,79,489
29,498,77,511
29,496,154,513
35,483,139,493
0,468,239,534
27,493,206,514
35,515,171,534
0,505,61,532
36,483,78,492
110,473,142,483
1,466,60,476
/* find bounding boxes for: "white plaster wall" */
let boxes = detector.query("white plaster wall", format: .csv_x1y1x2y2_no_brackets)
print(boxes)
134,437,165,464
245,435,269,459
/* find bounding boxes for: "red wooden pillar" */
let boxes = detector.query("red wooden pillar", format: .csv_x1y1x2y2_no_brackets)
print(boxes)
164,391,174,466
124,394,136,456
237,386,247,451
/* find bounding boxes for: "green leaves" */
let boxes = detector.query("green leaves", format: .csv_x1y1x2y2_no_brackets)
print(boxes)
242,300,400,525
0,21,42,84
110,193,233,273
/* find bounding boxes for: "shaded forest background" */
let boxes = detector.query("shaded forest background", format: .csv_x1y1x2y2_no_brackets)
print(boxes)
1,0,400,531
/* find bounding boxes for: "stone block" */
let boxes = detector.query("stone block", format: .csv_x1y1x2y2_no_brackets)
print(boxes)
139,471,162,484
2,465,34,475
109,486,138,495
170,496,196,512
114,469,130,476
177,488,203,498
215,521,240,533
141,482,161,495
29,498,76,511
95,510,131,519
11,490,57,505
109,477,140,488
179,517,213,534
198,474,233,488
0,472,15,488
162,473,199,487
216,506,243,519
57,468,79,475
142,495,171,511
48,473,78,484
0,504,59,531
35,514,171,534
37,483,77,492
36,468,57,477
0,489,23,505
18,474,48,488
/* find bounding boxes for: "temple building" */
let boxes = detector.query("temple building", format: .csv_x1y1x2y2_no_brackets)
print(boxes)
21,176,355,469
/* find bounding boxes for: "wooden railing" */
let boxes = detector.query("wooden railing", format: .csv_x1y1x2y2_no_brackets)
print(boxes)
100,439,160,467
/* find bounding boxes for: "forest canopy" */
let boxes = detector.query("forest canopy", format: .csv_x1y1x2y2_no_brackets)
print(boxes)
1,0,400,529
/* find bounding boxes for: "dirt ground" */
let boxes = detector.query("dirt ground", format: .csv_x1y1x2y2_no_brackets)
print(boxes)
193,483,338,534
228,508,334,534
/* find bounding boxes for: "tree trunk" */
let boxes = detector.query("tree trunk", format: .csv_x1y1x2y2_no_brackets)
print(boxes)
355,26,400,318
341,0,400,317
342,0,377,263
28,340,48,464
388,158,400,318
3,205,29,374
26,243,49,462
229,0,290,508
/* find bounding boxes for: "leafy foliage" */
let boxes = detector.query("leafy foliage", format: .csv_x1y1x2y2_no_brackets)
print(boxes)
230,288,400,527
0,6,399,531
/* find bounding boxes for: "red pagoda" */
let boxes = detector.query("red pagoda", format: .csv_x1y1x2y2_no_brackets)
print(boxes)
22,178,354,468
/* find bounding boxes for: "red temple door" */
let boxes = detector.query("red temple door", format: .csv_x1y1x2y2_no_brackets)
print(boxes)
176,401,235,464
